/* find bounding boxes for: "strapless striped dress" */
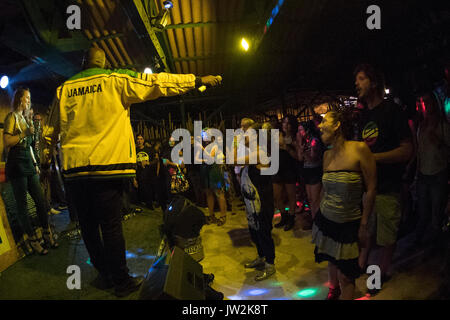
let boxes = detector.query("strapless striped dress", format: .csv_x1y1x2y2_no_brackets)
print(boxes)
311,170,364,279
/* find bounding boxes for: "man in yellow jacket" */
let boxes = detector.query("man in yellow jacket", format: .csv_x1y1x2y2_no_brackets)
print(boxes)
42,47,222,297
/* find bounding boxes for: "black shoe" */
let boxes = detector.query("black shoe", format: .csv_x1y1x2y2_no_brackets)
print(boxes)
91,274,114,290
203,273,215,285
255,263,276,281
244,257,265,268
114,276,144,297
205,285,224,300
367,287,381,296
367,274,390,296
283,215,295,231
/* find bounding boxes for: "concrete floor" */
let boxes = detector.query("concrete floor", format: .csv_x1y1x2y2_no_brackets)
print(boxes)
0,201,448,300
201,204,447,300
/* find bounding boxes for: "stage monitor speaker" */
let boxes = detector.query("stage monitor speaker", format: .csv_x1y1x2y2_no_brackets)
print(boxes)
162,196,206,261
139,246,205,300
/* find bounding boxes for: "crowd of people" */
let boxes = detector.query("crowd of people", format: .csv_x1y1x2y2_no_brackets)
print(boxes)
2,46,449,299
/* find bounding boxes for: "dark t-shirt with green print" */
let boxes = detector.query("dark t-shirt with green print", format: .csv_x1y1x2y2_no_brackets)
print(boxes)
359,100,411,194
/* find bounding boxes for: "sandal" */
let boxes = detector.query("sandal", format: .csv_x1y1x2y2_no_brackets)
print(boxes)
43,230,59,249
28,237,48,255
18,239,33,256
326,286,341,300
206,215,218,225
216,216,226,226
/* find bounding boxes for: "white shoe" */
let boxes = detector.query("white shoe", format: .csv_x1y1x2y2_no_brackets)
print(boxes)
50,208,61,215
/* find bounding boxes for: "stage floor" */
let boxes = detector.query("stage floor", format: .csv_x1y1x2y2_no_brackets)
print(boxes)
0,201,447,300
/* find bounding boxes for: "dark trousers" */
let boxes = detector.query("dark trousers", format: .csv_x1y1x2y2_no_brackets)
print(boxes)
65,179,129,285
415,169,448,243
151,175,169,211
248,208,275,264
136,175,153,207
10,174,49,236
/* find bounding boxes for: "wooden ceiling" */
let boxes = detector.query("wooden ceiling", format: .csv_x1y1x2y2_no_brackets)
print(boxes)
0,0,448,119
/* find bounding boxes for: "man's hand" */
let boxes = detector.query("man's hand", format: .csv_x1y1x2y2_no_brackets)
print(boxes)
133,178,138,189
200,75,222,87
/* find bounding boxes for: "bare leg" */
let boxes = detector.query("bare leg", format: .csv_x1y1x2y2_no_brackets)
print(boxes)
217,191,227,218
380,244,396,277
328,262,339,289
272,183,284,212
206,189,216,219
285,183,296,216
337,270,355,300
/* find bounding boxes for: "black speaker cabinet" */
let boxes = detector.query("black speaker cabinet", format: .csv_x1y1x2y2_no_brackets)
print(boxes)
139,246,205,300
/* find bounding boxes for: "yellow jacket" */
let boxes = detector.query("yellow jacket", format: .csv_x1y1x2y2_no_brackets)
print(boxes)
42,68,196,180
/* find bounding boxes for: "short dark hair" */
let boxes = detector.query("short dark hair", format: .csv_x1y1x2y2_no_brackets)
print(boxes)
136,133,144,139
354,64,385,97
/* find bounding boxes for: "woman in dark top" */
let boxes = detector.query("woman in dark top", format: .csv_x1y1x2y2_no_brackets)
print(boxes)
297,120,324,220
272,115,299,231
3,87,58,255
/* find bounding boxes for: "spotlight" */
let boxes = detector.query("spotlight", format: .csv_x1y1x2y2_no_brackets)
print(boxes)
241,38,249,51
385,88,390,95
163,1,173,9
144,67,153,74
153,1,173,29
0,75,9,89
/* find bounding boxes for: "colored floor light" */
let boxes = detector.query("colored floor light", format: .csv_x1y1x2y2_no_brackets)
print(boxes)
296,288,319,298
241,38,249,51
247,289,269,296
444,98,450,115
125,250,137,259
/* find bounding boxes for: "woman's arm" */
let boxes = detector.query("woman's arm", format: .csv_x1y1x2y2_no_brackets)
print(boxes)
4,133,23,149
310,138,318,160
3,113,34,149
